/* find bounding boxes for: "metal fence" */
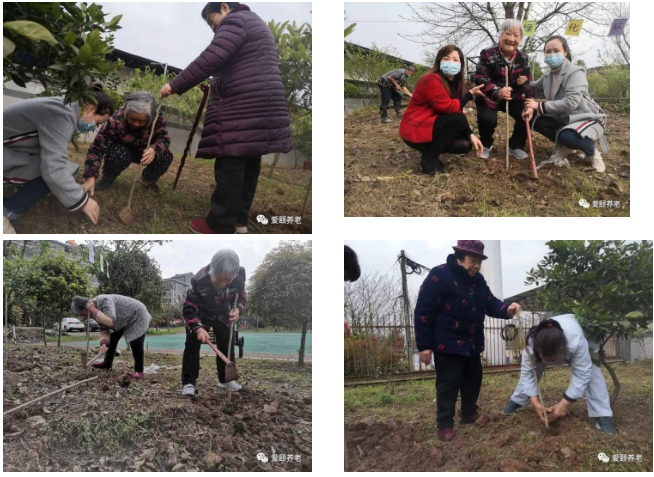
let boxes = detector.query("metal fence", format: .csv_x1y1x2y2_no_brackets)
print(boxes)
344,312,619,379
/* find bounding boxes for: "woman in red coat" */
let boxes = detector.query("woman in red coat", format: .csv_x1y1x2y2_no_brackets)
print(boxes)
400,45,485,174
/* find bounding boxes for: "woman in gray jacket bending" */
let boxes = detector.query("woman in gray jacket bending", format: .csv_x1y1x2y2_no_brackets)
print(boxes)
72,295,151,379
3,84,114,233
522,36,608,173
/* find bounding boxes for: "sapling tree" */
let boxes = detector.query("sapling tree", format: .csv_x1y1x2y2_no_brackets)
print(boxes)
247,241,312,366
3,2,124,105
526,240,653,403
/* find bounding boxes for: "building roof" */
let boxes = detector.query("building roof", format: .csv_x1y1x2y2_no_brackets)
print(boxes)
106,48,183,75
504,285,546,303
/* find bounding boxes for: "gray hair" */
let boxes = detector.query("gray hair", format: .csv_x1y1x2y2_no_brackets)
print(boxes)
210,249,240,278
500,19,523,41
124,91,157,121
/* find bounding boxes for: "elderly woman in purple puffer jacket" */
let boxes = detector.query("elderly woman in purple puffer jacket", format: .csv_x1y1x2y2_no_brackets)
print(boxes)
160,2,292,234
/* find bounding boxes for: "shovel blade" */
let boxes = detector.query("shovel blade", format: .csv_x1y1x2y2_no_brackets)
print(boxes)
118,207,133,224
224,362,239,383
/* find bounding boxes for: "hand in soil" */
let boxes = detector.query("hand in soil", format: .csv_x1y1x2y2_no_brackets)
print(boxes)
81,198,100,225
546,400,569,420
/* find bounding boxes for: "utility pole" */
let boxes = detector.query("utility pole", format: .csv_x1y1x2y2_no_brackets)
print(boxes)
399,250,413,372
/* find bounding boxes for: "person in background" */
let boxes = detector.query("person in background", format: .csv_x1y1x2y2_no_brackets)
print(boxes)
181,249,246,395
503,315,616,434
71,294,151,379
474,19,535,160
414,240,522,441
522,35,608,172
399,45,485,174
160,2,292,234
83,91,173,194
344,245,361,337
378,65,416,123
3,84,113,233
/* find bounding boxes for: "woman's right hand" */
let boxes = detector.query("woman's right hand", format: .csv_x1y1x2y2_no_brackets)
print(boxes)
82,177,95,197
160,83,173,98
196,327,210,344
470,134,484,157
419,350,433,365
469,85,486,97
522,108,534,122
531,397,547,423
82,198,100,225
499,86,513,101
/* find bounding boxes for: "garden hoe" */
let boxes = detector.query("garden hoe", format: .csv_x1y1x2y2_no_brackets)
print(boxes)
119,64,168,224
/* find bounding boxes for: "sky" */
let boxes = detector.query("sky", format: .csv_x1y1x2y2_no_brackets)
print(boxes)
344,240,551,299
344,2,623,68
97,2,312,70
146,240,291,280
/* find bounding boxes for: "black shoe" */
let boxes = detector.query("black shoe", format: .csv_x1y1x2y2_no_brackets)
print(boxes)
95,177,115,191
421,156,446,175
142,181,160,193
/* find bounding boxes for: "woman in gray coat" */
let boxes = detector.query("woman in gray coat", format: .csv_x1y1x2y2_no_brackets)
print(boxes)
522,36,608,172
72,295,151,379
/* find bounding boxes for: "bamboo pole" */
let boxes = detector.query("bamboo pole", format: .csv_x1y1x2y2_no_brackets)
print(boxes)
3,376,98,416
505,66,510,170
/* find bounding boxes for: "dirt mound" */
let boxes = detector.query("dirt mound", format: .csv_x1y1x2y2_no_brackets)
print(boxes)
3,346,311,471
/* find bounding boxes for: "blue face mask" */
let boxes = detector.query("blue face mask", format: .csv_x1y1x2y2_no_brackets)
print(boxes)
544,53,565,69
440,61,461,76
77,118,96,133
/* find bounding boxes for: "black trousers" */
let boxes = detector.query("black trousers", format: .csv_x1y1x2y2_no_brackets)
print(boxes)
434,352,483,429
102,143,173,182
182,320,235,386
476,99,527,150
532,115,595,156
404,113,472,173
206,156,261,233
103,329,146,373
379,84,401,108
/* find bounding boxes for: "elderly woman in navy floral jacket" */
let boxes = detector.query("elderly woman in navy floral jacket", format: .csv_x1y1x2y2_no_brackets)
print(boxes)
414,240,522,441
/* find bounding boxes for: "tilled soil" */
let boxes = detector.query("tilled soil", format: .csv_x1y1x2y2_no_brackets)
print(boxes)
344,104,630,217
3,346,311,471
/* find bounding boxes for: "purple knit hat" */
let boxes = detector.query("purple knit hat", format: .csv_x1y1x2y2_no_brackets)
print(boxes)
452,240,488,260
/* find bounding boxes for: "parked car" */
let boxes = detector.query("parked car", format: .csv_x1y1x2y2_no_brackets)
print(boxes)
88,318,100,332
54,318,85,333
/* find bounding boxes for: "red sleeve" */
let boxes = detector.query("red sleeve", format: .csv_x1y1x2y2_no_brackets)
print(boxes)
422,75,462,114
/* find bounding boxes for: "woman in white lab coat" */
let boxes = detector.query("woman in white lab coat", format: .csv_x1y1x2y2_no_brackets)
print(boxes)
502,314,616,434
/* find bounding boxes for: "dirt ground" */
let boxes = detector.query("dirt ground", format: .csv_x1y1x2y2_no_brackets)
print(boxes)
3,346,312,471
8,145,312,234
344,104,630,217
344,360,651,472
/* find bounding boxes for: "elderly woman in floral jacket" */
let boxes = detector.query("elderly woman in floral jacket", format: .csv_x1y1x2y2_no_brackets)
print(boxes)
82,91,173,194
474,19,535,160
414,240,522,441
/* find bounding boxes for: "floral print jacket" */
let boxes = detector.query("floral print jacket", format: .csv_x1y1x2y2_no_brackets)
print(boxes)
83,108,171,178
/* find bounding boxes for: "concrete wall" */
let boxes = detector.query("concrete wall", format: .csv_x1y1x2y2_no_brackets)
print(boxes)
345,97,377,116
619,334,653,363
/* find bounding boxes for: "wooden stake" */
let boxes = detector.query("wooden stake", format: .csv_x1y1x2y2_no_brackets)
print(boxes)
3,376,98,416
505,66,510,170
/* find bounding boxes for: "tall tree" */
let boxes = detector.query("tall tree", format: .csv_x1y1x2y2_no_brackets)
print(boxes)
3,2,124,105
247,241,312,366
526,240,653,403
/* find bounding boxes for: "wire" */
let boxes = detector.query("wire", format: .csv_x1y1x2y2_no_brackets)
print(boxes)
403,256,431,275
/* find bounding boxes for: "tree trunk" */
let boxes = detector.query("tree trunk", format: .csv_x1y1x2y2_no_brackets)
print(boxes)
57,313,63,348
300,175,312,219
4,292,8,343
504,3,514,19
42,312,47,348
298,315,307,367
599,344,620,404
267,152,281,178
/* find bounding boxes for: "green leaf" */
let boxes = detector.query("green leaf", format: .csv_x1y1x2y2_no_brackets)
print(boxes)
618,320,630,328
10,73,26,88
3,21,57,47
3,36,15,58
625,311,643,319
51,3,62,20
48,64,65,71
63,31,77,45
344,23,357,38
77,43,92,62
108,14,123,27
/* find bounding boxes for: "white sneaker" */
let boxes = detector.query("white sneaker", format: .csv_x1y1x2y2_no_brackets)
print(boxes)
3,216,16,234
218,381,242,392
182,384,197,396
587,149,606,173
509,148,529,160
235,224,248,234
480,146,494,159
537,145,574,170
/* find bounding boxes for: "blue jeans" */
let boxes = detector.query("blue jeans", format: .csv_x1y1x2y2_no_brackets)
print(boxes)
3,177,51,219
533,115,595,156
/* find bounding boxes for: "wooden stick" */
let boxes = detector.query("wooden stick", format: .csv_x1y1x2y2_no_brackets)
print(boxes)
517,312,549,428
84,351,104,368
505,66,510,170
173,84,209,190
3,376,98,416
300,174,312,219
